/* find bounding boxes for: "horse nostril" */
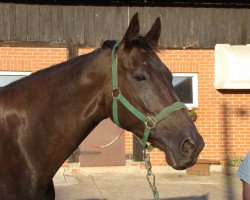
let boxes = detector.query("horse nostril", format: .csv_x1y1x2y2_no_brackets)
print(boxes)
180,137,197,156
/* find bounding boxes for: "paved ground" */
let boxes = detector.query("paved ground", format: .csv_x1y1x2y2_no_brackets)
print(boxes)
53,164,242,200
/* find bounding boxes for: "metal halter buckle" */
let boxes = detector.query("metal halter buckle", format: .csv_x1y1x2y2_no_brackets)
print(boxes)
144,117,156,129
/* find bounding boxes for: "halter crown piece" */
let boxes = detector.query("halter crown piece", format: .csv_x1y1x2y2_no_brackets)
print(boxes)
111,42,187,151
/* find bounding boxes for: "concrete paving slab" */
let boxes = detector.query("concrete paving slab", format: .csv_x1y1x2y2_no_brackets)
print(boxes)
55,174,104,200
155,174,241,200
54,168,78,186
54,164,242,200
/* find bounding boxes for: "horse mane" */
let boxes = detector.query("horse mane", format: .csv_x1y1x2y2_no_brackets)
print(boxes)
102,40,118,49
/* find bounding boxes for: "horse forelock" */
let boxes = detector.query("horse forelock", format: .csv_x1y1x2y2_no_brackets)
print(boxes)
124,36,153,52
102,37,153,53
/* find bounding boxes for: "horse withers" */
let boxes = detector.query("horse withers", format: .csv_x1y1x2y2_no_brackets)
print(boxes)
0,13,204,199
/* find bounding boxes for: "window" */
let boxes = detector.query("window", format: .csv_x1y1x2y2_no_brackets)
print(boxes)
172,73,198,107
0,71,31,87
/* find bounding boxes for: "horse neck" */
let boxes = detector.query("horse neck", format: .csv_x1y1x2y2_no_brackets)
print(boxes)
19,48,112,182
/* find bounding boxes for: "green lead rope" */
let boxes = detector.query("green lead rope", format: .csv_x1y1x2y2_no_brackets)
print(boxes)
144,150,160,200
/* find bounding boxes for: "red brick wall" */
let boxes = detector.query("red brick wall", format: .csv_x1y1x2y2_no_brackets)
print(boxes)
0,47,67,72
154,49,250,166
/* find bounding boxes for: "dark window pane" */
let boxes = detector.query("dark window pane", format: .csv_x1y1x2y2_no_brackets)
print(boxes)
173,76,193,103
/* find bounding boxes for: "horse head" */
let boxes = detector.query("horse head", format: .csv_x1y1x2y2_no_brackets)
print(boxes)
106,13,204,170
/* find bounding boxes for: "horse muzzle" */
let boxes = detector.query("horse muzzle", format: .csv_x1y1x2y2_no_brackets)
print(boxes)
165,136,205,170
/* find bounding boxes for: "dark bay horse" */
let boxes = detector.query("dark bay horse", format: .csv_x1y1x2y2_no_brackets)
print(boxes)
0,13,204,199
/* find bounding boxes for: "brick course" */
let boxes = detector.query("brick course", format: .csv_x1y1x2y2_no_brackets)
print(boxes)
0,47,67,72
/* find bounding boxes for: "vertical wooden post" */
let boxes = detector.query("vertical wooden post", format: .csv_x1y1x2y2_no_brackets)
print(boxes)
67,42,80,163
133,135,143,161
67,42,78,60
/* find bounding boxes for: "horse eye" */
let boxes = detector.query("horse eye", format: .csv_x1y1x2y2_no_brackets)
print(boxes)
133,74,146,82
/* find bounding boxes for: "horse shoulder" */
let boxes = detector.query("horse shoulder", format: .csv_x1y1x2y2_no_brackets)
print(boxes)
0,95,44,199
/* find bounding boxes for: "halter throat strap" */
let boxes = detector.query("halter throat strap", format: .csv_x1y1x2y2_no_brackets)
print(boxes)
111,42,187,151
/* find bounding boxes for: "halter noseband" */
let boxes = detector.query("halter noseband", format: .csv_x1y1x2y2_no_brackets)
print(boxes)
111,42,187,151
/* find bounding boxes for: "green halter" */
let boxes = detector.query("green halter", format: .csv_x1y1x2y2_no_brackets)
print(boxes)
111,42,187,151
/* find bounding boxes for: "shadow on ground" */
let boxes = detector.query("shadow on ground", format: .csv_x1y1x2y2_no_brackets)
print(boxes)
160,194,208,200
77,199,103,200
74,196,208,200
75,198,208,200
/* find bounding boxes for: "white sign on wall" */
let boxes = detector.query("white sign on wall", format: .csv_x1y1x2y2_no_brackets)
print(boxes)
215,44,250,89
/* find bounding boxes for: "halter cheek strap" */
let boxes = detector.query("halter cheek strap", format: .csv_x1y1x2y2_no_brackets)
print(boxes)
111,42,187,151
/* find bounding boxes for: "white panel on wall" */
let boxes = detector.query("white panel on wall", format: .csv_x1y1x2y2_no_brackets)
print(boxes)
215,44,250,89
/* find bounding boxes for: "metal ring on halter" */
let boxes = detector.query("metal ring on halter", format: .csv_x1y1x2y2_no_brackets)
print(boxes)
144,117,156,129
112,87,121,99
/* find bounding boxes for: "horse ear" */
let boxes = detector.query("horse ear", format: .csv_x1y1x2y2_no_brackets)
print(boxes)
120,13,140,48
144,17,161,50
